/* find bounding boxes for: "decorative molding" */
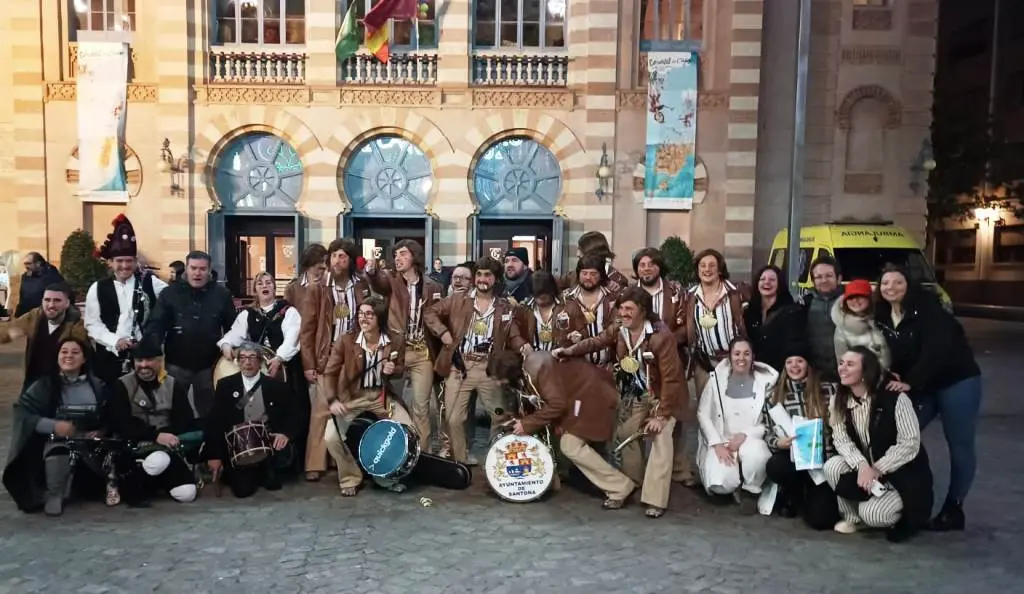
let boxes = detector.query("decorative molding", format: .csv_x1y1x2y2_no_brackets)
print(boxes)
194,85,310,105
43,82,158,103
844,173,884,195
471,89,574,110
341,87,442,107
852,8,893,31
68,42,139,81
618,91,726,111
837,85,902,130
840,47,902,66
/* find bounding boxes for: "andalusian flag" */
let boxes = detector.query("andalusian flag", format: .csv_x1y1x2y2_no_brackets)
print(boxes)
335,1,360,61
364,0,417,63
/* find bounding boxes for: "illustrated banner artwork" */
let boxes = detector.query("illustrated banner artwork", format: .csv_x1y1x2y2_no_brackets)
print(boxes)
643,51,698,211
76,41,129,202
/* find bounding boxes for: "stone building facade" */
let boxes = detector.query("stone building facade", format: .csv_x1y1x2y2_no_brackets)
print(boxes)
0,0,937,298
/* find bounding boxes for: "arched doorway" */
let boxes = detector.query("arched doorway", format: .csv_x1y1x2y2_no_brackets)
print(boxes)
337,134,438,266
467,135,565,276
207,131,306,298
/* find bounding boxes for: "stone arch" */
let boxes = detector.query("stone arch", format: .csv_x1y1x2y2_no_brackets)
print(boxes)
837,85,902,130
336,127,441,211
461,112,588,210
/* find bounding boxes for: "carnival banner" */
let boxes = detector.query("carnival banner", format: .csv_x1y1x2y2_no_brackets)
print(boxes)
76,41,129,202
643,51,698,210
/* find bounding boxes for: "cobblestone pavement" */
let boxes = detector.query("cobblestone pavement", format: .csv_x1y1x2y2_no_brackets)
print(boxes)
0,319,1021,594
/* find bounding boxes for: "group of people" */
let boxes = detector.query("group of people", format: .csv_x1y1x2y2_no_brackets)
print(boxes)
0,216,981,544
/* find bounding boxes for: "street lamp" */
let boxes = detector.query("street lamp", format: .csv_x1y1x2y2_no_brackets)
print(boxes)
595,143,613,201
159,138,190,196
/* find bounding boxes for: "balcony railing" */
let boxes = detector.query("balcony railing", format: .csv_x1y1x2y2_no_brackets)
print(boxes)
209,48,306,85
339,52,437,85
471,53,569,87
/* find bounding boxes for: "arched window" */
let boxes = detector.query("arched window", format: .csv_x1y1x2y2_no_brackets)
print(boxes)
213,132,304,210
473,136,562,214
342,135,433,212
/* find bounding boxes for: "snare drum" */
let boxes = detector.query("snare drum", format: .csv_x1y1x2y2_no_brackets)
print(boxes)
357,420,420,480
225,421,273,468
485,433,555,503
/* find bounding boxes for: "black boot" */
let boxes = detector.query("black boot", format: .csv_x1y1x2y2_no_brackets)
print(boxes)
928,498,965,532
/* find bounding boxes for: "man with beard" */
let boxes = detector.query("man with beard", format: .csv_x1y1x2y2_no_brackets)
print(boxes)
299,238,370,482
803,256,844,382
423,256,524,463
143,251,237,419
284,243,328,311
0,283,88,391
105,338,200,507
633,247,696,487
14,252,65,318
501,247,532,304
364,239,444,452
85,215,168,383
563,254,616,370
439,260,476,459
511,270,586,353
561,232,629,294
554,287,682,518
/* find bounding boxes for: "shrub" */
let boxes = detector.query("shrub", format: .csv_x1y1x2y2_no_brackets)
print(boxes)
59,229,108,301
660,236,696,287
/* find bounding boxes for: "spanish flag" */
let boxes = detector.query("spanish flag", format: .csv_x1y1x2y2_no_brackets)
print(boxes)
363,0,417,63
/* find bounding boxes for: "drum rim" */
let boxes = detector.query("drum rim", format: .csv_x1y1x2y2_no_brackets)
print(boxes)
357,420,412,478
484,433,555,503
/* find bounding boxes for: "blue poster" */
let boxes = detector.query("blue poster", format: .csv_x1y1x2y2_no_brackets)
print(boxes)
643,51,698,210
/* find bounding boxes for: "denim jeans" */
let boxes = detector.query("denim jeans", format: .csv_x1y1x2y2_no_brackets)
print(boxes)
916,375,983,502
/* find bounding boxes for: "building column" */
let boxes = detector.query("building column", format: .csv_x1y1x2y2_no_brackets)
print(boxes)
437,0,471,87
306,0,338,89
11,1,48,255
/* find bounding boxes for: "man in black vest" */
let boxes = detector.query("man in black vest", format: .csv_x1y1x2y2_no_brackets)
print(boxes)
84,214,168,383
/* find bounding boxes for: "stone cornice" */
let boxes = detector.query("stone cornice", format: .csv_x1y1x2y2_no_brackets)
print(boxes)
617,90,727,111
44,82,158,103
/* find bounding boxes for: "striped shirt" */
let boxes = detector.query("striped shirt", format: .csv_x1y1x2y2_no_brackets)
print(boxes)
461,290,495,355
357,332,389,389
531,301,557,351
638,278,665,318
619,321,654,396
568,285,611,366
763,379,837,456
830,391,921,475
690,282,737,357
405,277,425,343
331,276,357,341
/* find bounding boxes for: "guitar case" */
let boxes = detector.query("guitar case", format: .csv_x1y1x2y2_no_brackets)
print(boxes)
343,412,472,490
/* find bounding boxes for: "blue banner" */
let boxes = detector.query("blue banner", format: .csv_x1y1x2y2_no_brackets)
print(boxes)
643,51,698,210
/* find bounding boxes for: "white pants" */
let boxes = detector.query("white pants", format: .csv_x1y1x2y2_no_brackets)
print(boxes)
699,437,771,495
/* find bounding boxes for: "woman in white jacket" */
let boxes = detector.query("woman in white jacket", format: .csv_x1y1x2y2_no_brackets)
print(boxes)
697,337,779,513
831,279,891,369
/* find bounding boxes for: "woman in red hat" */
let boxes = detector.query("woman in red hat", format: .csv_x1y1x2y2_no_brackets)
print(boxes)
830,278,890,370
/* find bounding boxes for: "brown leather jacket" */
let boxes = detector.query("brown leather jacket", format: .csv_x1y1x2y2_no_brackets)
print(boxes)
676,280,747,363
510,297,587,351
422,291,523,377
322,332,399,404
519,352,618,442
299,275,371,374
0,307,89,376
363,268,444,368
567,321,686,418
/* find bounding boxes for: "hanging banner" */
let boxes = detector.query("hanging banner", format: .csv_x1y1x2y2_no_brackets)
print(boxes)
76,41,129,202
643,51,698,210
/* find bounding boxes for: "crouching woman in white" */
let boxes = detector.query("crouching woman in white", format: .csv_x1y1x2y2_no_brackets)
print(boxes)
696,337,778,513
825,346,933,543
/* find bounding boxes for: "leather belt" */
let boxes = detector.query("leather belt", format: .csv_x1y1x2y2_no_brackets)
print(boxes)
462,352,488,363
406,339,428,352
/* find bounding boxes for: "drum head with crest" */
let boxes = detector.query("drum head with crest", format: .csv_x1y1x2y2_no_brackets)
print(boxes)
357,420,417,479
485,433,555,503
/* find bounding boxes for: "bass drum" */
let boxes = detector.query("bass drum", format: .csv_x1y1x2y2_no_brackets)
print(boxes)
212,356,240,389
484,433,555,503
343,413,378,479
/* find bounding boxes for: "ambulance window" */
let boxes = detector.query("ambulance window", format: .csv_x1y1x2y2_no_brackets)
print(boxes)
770,249,785,268
769,248,813,282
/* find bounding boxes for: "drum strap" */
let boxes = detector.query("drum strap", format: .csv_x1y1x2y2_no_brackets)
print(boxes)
235,381,262,411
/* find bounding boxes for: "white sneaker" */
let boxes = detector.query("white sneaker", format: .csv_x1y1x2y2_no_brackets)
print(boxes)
834,520,860,534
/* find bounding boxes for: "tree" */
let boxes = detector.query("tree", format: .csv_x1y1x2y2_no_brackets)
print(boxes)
59,229,108,301
659,236,696,287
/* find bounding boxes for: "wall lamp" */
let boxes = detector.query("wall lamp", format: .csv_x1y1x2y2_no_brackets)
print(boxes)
973,206,1004,228
159,138,190,196
595,143,613,201
908,138,936,195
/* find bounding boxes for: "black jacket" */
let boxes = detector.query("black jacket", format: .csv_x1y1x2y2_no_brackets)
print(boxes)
105,375,199,443
874,289,980,397
203,373,297,462
143,280,237,371
744,298,806,373
16,265,65,317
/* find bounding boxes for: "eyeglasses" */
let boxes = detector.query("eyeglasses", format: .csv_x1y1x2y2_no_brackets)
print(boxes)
452,274,472,281
237,354,260,362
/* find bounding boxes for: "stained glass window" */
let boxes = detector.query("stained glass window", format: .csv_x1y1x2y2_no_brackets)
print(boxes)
214,132,304,210
473,137,562,214
342,135,433,212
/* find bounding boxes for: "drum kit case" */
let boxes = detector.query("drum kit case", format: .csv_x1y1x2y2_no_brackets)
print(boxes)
347,417,472,491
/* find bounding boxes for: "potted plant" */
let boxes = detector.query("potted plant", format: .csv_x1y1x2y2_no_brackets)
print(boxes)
59,229,109,305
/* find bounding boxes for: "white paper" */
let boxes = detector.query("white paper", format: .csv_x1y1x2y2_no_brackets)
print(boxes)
758,481,778,516
768,404,795,436
573,400,581,417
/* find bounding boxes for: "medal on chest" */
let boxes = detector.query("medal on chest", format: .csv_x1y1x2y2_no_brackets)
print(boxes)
473,317,489,336
699,312,718,329
334,303,350,320
538,324,553,344
584,307,597,324
619,355,641,374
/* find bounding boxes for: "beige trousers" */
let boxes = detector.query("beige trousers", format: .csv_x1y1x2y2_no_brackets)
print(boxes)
442,359,506,463
403,346,437,451
561,433,634,501
323,389,414,489
304,378,332,473
616,399,676,509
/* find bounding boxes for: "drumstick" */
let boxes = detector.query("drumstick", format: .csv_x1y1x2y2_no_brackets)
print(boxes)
381,351,399,416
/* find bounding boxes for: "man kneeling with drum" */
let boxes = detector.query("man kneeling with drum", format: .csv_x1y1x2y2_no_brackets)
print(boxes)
322,295,414,496
486,350,636,509
205,341,297,498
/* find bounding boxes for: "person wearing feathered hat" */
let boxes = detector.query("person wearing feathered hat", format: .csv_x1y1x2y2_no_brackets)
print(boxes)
84,214,168,383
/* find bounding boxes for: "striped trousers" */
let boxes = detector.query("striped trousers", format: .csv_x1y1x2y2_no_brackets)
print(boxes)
824,457,903,528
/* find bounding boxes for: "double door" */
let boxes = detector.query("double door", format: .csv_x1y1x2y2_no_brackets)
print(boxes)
341,215,433,268
470,217,564,276
225,216,297,298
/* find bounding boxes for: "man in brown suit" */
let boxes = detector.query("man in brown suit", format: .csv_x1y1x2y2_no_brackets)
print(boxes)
0,283,88,391
299,238,371,481
423,256,523,464
510,270,587,353
487,350,635,508
555,286,683,518
363,239,444,451
563,254,618,369
283,243,327,310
